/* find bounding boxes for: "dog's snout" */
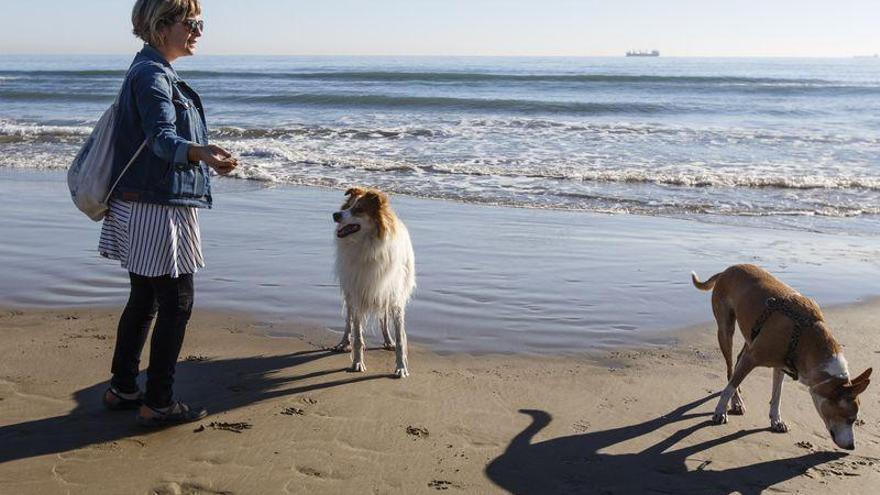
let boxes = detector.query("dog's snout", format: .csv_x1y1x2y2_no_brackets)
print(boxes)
333,211,342,223
830,430,855,450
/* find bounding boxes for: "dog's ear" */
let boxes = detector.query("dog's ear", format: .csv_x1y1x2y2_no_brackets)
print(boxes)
359,190,387,210
360,190,394,239
837,368,872,398
342,187,366,209
845,379,871,397
852,367,872,384
345,187,365,198
846,368,872,397
363,189,388,205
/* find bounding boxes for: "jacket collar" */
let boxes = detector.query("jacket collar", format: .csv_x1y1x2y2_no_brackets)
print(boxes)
136,44,180,80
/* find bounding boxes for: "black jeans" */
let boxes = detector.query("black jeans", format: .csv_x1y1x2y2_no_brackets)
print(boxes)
110,272,194,408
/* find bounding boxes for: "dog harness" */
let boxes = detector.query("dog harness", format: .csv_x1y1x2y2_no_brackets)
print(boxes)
749,297,818,381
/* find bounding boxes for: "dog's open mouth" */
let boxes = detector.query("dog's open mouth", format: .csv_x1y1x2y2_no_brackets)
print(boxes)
336,224,361,238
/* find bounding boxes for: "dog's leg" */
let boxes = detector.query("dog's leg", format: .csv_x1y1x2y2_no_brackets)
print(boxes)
350,311,366,372
769,368,789,433
730,344,747,415
331,305,353,353
714,306,745,415
381,311,396,351
713,351,757,424
392,306,409,378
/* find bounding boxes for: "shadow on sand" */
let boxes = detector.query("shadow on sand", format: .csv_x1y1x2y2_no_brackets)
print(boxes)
486,394,845,495
0,348,391,464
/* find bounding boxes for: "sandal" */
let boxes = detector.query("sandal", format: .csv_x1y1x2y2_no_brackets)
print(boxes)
102,387,143,411
136,401,208,427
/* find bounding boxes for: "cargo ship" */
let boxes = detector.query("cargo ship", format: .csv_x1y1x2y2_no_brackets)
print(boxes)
626,50,660,57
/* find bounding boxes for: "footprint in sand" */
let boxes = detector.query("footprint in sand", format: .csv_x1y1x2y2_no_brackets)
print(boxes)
296,466,324,478
153,482,233,495
407,426,430,438
809,457,879,479
428,480,462,490
572,421,591,433
207,421,252,433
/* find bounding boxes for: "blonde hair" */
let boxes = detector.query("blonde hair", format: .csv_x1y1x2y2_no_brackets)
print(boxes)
131,0,201,47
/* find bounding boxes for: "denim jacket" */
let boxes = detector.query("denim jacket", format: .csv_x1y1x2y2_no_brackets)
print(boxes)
111,44,212,208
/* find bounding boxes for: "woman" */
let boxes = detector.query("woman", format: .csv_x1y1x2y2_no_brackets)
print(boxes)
98,0,237,426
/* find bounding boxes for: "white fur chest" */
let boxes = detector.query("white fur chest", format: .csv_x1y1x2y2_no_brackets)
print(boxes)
335,226,415,315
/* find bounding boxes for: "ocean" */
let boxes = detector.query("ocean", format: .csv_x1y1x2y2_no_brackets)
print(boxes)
2,55,880,352
2,55,879,234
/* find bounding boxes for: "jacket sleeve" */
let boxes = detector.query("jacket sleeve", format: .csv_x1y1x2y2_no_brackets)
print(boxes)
130,66,192,166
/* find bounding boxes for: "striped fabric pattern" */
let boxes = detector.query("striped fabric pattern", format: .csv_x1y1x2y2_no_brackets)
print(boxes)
99,200,204,278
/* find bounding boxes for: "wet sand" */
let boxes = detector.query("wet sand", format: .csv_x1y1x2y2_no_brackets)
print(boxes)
1,169,879,353
1,303,879,494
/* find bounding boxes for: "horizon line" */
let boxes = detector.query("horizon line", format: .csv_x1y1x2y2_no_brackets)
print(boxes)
1,52,877,59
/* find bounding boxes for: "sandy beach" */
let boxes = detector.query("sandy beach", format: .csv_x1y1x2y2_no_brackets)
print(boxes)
1,301,879,494
0,169,878,494
1,170,879,493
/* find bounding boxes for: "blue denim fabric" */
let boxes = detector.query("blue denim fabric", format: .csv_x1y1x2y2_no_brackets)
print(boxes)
111,44,212,208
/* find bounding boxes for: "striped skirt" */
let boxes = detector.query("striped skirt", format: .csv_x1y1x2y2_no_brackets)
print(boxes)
99,200,205,278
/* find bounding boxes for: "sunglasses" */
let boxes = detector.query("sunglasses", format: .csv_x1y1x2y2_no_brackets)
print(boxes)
180,19,204,32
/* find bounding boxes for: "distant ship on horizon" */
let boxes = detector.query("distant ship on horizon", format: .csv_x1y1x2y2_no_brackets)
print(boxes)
626,50,660,57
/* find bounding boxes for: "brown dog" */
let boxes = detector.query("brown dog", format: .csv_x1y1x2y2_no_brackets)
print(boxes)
692,264,870,450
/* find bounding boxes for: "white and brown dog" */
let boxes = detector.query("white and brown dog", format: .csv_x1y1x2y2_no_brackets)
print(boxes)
332,187,415,378
692,264,870,450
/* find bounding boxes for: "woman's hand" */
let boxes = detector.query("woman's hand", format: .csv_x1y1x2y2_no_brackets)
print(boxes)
188,144,238,175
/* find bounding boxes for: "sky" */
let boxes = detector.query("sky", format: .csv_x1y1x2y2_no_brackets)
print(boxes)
0,0,877,57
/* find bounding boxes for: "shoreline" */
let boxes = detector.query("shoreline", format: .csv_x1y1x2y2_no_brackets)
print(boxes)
2,168,880,354
4,293,880,358
1,303,879,494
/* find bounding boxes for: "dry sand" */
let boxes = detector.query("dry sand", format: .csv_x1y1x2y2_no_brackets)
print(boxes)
1,303,879,494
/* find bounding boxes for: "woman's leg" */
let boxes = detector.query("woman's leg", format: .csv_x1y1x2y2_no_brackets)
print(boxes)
144,273,194,408
110,273,157,394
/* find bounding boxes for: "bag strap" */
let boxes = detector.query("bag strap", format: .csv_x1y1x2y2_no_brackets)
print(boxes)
103,139,148,205
102,60,159,205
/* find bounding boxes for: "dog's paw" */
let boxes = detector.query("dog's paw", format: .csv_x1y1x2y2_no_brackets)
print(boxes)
349,362,366,373
330,341,352,353
728,403,745,416
770,420,789,433
394,367,409,379
712,413,728,425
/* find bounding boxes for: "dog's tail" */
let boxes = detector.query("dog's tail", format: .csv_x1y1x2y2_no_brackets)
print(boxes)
691,271,720,291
